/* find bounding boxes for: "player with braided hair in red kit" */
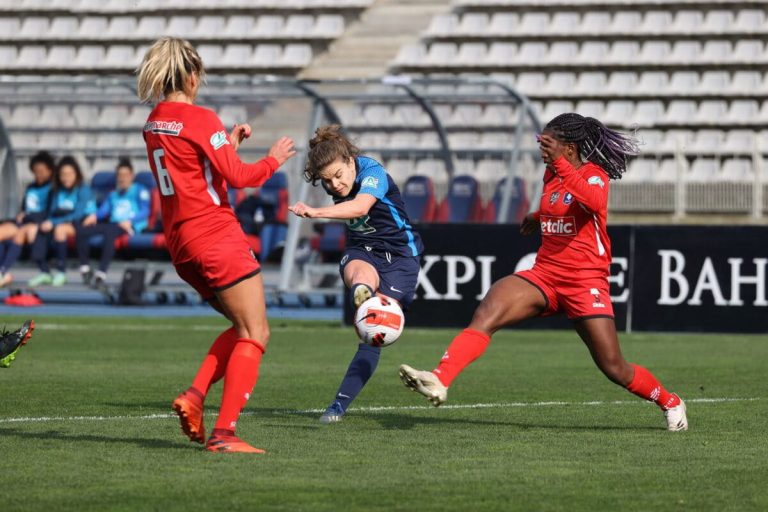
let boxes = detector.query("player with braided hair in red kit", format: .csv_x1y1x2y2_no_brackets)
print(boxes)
400,113,688,432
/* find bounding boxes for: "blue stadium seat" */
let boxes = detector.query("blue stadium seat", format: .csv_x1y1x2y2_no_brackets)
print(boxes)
316,222,346,261
134,170,156,191
90,171,116,206
401,175,436,223
436,175,483,223
257,171,289,224
484,177,530,224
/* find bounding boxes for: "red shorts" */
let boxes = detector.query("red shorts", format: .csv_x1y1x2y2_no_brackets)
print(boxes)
515,266,614,321
174,227,261,301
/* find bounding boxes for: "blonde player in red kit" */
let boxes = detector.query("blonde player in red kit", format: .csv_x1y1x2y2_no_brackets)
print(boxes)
400,113,688,431
137,37,296,453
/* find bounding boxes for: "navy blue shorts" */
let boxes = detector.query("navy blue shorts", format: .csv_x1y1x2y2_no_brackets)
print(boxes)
340,247,421,309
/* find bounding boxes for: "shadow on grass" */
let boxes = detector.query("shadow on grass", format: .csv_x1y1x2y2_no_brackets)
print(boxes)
0,427,198,451
250,408,661,432
98,403,661,432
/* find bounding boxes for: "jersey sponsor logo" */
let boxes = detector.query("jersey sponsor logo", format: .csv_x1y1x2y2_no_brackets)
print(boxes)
549,191,560,204
348,215,376,234
210,130,230,150
143,120,183,136
563,192,574,205
361,176,379,189
587,176,605,188
540,215,576,236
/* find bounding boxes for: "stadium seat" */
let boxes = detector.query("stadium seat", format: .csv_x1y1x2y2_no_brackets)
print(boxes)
720,158,754,181
608,12,640,35
483,176,529,224
722,130,755,154
435,175,484,223
735,9,765,32
623,158,656,182
91,171,116,205
489,13,518,35
640,11,672,34
401,175,436,223
687,158,719,182
317,222,346,260
458,13,489,35
257,171,289,224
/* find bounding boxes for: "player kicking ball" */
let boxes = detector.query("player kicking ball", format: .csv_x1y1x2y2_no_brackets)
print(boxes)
0,320,35,368
289,125,423,423
400,113,688,432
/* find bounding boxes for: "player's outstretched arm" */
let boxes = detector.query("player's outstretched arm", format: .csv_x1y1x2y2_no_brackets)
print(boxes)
289,194,377,220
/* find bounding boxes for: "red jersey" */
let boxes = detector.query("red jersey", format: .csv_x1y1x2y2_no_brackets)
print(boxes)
142,102,279,263
532,157,611,277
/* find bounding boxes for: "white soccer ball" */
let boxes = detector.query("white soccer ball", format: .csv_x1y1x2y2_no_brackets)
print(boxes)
354,296,404,347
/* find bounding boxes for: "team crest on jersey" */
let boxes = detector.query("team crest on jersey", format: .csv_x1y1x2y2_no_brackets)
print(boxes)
361,176,379,189
587,176,605,188
563,192,574,205
549,191,560,204
210,131,230,150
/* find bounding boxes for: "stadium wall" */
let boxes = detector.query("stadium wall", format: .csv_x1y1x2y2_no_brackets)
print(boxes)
345,224,768,334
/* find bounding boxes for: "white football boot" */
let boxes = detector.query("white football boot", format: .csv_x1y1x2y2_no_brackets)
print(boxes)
663,395,688,431
399,364,448,407
352,284,373,309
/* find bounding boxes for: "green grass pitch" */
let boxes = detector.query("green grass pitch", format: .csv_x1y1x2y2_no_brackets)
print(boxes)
1,315,766,512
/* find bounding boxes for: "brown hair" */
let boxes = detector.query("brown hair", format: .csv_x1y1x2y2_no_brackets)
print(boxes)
136,37,205,104
54,155,84,189
303,124,360,185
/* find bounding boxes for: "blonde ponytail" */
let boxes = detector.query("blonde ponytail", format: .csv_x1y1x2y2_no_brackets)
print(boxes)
136,37,204,104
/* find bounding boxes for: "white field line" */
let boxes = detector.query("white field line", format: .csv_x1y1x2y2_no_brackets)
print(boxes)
0,397,759,425
27,323,341,333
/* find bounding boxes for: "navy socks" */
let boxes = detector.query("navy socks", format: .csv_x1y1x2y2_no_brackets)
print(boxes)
333,343,381,411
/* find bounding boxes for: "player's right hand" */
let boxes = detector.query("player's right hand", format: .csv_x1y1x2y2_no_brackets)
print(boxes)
40,220,53,232
268,136,297,165
520,213,540,235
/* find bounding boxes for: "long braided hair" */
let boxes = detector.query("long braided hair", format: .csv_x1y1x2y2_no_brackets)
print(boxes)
544,113,639,180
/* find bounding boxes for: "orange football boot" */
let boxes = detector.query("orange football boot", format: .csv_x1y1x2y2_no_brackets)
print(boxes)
206,434,266,454
172,391,206,444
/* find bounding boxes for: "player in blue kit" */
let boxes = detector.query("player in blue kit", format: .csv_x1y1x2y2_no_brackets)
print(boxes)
289,125,424,423
28,156,96,287
75,158,150,289
0,151,55,288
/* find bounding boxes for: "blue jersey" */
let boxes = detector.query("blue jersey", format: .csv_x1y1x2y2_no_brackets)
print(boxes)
21,182,52,215
97,183,151,233
49,185,97,226
331,156,423,258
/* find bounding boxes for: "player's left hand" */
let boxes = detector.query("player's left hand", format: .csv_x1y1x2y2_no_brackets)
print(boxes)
40,220,53,232
538,134,566,167
288,201,316,218
520,213,540,235
230,123,252,151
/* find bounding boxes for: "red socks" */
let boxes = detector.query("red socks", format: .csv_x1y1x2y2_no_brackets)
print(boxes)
190,327,239,396
213,338,265,432
626,364,680,410
433,328,491,387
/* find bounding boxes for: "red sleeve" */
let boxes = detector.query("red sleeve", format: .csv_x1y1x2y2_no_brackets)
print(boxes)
552,157,607,213
195,111,280,188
